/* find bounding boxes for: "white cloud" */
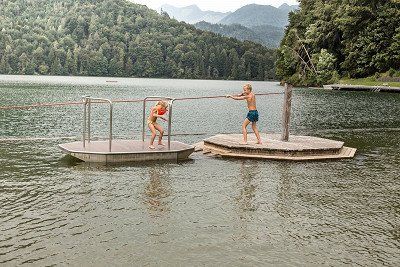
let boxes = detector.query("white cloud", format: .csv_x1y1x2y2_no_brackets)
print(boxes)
130,0,298,12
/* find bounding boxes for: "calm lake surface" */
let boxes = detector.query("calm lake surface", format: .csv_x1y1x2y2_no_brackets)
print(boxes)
0,75,399,266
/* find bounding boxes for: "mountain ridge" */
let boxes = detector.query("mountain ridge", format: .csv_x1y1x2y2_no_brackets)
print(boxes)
218,4,294,28
160,4,230,24
194,21,284,48
161,3,298,47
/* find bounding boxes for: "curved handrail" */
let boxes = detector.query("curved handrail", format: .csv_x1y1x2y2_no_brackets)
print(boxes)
142,96,176,150
82,96,113,152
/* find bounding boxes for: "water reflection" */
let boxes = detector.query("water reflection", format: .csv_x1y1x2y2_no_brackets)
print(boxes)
144,166,172,217
233,161,260,241
275,163,296,219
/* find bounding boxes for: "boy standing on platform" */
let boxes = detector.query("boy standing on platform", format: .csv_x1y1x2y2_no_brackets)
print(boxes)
227,84,262,145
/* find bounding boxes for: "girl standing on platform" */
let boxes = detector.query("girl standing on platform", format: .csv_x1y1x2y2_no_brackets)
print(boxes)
147,101,168,149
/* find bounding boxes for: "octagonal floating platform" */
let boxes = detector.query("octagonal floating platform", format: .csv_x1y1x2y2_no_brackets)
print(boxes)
199,134,356,161
59,140,194,163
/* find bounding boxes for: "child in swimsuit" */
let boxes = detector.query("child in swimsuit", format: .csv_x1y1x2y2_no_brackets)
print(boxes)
226,84,262,145
148,101,168,149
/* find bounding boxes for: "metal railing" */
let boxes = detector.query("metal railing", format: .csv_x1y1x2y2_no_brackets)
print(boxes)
142,96,175,150
82,96,113,152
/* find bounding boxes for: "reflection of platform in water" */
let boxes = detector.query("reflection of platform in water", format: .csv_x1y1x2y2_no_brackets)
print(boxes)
59,140,194,163
199,134,356,161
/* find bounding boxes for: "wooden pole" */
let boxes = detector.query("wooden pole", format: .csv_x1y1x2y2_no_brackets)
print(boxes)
281,83,293,142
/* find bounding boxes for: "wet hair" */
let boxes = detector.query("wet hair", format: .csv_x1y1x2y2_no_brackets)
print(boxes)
244,84,252,91
157,101,168,108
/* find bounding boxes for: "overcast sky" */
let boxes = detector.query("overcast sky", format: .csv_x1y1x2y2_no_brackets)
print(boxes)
131,0,299,12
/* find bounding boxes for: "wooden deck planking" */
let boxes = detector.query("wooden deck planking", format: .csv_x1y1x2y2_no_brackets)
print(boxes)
200,134,356,161
204,134,344,152
220,146,356,161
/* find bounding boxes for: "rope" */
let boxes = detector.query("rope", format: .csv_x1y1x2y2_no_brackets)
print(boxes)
0,93,284,110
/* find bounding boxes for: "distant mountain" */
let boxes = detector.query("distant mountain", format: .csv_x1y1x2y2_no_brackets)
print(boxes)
161,4,230,24
161,3,297,48
194,21,284,48
218,4,297,28
278,3,299,13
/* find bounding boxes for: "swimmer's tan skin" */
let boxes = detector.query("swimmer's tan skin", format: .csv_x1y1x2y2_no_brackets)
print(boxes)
227,85,262,145
148,102,168,149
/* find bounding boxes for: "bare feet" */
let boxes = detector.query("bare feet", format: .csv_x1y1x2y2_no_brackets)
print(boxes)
158,142,165,146
149,145,155,149
240,141,248,145
256,141,263,145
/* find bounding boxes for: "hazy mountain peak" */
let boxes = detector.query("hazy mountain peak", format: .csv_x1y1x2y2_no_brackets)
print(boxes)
218,4,289,28
160,4,229,24
278,3,299,12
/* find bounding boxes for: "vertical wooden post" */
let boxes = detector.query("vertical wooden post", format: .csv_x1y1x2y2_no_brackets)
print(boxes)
281,83,293,142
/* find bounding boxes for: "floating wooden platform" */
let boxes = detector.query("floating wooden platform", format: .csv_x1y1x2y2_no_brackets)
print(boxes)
198,134,356,161
324,84,400,93
59,140,194,163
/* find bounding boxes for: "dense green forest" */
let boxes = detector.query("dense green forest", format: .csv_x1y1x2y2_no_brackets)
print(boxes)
0,0,276,80
194,21,284,48
276,0,400,86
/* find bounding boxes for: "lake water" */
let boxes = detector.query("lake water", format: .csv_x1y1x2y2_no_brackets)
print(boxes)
0,75,399,266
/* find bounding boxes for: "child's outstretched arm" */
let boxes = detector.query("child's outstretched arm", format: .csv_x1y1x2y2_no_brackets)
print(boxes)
226,94,249,100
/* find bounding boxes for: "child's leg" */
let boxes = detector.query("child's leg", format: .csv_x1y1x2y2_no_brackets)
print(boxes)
252,122,262,144
148,123,157,149
242,118,250,144
154,123,165,145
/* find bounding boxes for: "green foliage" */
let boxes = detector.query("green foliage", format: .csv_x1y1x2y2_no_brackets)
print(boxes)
315,49,339,85
0,0,276,80
276,0,400,86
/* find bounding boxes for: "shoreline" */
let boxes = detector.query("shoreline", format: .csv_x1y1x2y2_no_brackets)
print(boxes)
323,84,400,93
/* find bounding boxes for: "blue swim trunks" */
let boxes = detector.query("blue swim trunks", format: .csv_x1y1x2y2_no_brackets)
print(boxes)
246,110,259,122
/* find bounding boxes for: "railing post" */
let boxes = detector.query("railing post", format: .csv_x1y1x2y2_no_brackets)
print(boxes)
167,100,173,150
82,96,88,148
281,83,293,142
109,102,113,152
88,98,91,143
142,98,147,142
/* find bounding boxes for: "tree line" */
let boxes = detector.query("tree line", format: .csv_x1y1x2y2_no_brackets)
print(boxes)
0,0,276,81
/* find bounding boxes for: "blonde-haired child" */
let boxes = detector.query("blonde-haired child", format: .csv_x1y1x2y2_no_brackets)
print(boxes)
227,84,262,145
148,101,168,149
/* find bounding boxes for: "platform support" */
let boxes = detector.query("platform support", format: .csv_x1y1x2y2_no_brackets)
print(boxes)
281,83,293,142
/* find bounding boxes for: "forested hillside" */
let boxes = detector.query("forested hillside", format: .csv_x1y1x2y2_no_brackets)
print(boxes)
276,0,400,86
0,0,276,80
194,22,284,48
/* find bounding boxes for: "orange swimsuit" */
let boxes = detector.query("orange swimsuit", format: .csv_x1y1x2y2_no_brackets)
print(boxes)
147,106,167,125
